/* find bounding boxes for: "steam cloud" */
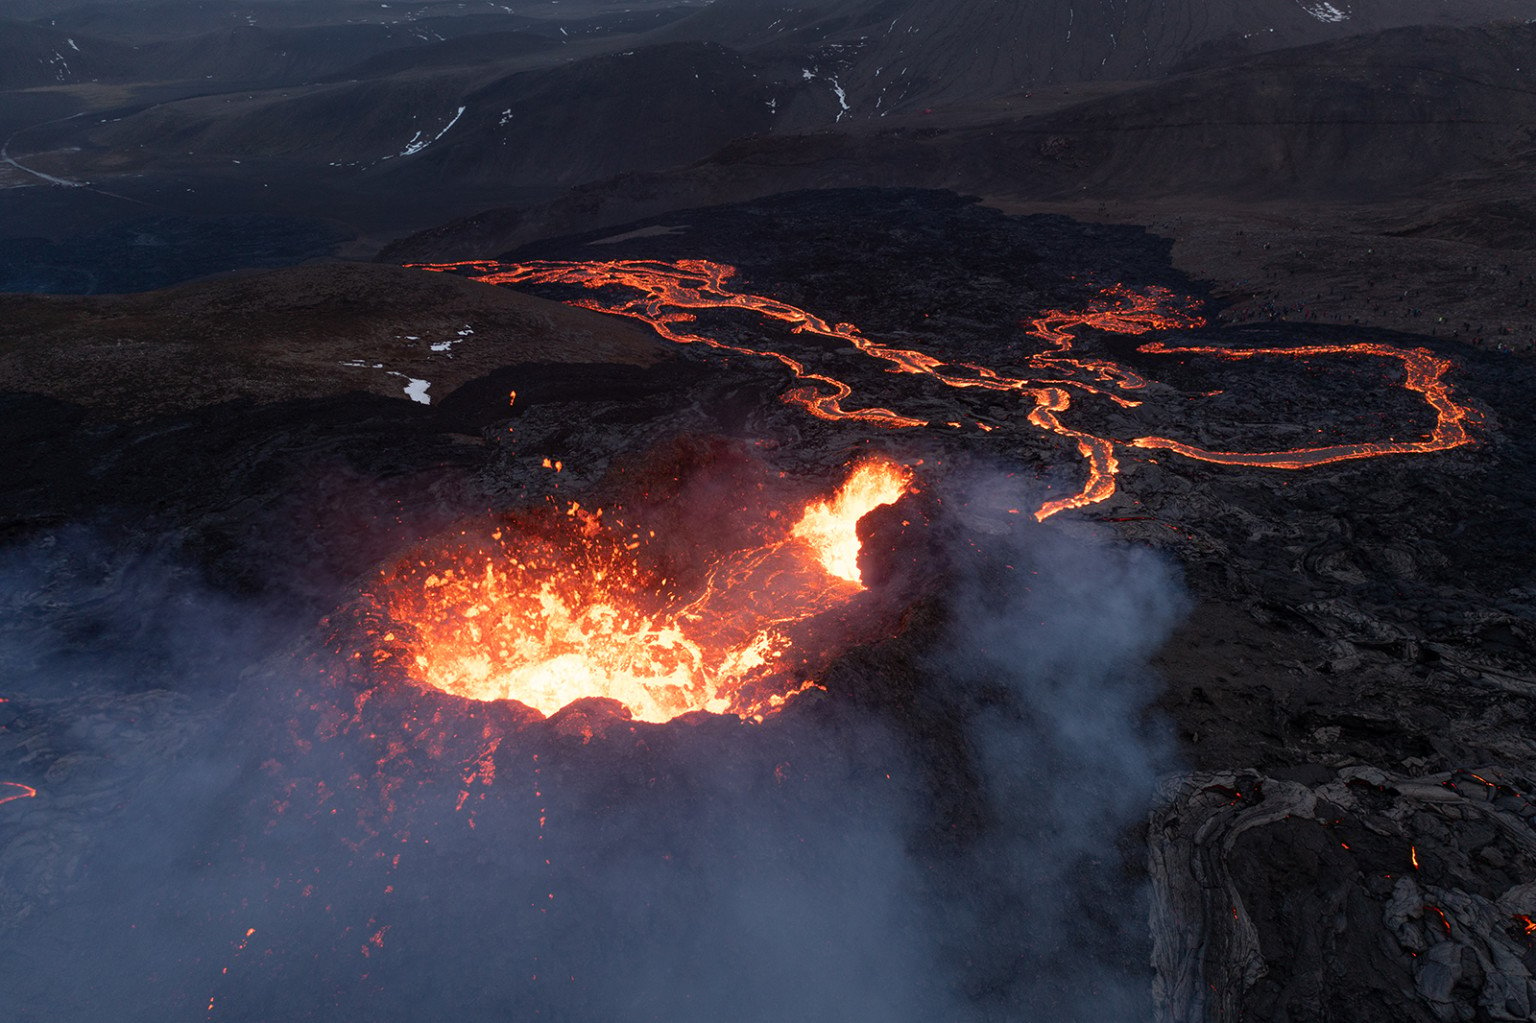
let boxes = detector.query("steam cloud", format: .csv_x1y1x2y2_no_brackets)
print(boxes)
0,469,1184,1022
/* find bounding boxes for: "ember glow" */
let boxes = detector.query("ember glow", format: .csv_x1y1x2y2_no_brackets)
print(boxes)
410,260,1478,519
369,457,911,723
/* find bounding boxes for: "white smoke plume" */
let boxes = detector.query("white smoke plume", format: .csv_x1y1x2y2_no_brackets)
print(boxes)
0,466,1184,1022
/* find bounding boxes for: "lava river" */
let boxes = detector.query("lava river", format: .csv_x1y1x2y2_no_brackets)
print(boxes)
410,259,1479,520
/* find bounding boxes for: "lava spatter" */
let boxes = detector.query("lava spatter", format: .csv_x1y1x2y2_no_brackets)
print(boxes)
410,259,1477,520
366,456,912,723
791,458,912,584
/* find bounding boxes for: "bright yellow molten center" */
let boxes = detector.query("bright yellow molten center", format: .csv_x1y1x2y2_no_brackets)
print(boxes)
790,458,913,585
385,457,913,722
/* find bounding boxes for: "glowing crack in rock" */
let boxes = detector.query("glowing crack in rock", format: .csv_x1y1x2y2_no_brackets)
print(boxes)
408,259,1476,521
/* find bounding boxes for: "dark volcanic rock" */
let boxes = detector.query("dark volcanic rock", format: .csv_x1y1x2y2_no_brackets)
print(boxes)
3,188,1533,1022
1153,766,1536,1022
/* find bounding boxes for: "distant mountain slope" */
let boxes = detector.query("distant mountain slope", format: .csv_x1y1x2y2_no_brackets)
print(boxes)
1015,21,1536,198
0,19,134,88
81,41,774,188
392,42,774,187
32,0,701,42
0,18,535,90
382,22,1536,258
138,24,467,86
661,0,1536,124
325,29,558,81
30,0,507,40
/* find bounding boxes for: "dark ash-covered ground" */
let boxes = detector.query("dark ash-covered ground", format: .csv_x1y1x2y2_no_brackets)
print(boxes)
2,189,1533,1022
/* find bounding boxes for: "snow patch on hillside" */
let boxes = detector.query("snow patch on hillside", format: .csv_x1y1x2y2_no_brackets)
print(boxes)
392,373,432,404
802,67,853,122
398,106,466,158
340,360,431,404
1302,1,1350,22
431,325,474,355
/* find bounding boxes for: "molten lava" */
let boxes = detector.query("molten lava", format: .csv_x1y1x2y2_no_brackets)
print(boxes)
791,459,912,584
410,260,1478,520
0,696,31,809
0,781,36,808
374,457,911,723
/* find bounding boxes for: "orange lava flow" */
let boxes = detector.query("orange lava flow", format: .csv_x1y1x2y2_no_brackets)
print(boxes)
375,456,911,723
1130,341,1474,466
411,261,1477,519
0,781,36,808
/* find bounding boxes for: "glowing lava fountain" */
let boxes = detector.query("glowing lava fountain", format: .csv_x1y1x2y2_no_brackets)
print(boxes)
372,457,912,723
410,260,1478,520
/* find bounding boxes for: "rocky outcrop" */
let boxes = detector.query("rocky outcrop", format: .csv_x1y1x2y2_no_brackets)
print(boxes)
1153,766,1536,1022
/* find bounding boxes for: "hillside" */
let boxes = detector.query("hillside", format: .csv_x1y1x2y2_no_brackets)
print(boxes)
660,0,1536,124
0,19,134,88
77,41,776,188
383,22,1536,256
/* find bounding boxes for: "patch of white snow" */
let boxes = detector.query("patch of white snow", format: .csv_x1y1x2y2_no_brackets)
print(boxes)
430,325,474,354
394,374,431,404
829,77,850,120
1302,1,1350,21
400,106,466,157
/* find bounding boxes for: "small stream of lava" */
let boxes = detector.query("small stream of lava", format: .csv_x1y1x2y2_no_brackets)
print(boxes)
0,781,36,808
367,457,911,723
0,696,33,809
410,260,1478,520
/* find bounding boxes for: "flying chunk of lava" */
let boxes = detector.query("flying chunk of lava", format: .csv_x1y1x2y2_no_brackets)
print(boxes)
376,457,912,723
